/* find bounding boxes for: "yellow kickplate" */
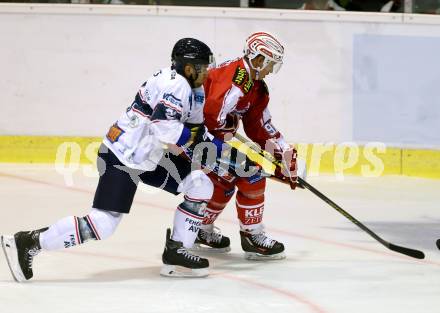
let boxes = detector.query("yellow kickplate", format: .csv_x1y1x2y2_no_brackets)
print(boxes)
0,136,101,164
306,144,402,177
402,148,440,179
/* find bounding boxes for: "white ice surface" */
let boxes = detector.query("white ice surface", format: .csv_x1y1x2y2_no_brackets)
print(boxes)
0,164,439,313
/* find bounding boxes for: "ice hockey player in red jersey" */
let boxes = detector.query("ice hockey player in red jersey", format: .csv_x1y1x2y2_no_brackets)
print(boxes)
194,31,299,260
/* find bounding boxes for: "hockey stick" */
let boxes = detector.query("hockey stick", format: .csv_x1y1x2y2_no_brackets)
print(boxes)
233,133,425,260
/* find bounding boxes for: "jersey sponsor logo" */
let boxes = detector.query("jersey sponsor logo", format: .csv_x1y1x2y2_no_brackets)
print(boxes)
185,218,202,226
106,123,125,143
244,207,264,224
64,234,77,248
243,79,253,94
263,121,278,137
203,210,220,225
233,66,253,94
185,218,202,233
244,207,264,218
163,93,183,108
233,66,248,86
188,225,200,232
193,93,204,105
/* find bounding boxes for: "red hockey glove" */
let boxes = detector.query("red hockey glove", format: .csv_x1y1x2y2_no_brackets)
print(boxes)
213,113,240,141
224,113,240,133
273,145,298,190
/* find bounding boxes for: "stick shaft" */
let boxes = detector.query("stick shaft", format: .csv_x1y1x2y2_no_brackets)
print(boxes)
232,133,424,259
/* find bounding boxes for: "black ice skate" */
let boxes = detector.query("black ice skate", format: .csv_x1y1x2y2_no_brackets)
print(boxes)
160,228,209,278
240,229,285,260
193,225,231,253
1,227,47,282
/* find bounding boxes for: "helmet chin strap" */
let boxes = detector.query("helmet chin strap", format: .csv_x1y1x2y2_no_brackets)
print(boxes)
255,70,260,80
247,56,265,80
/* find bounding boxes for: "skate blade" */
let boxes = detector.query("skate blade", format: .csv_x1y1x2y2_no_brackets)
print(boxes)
244,251,286,261
1,235,26,282
191,243,231,254
160,264,209,278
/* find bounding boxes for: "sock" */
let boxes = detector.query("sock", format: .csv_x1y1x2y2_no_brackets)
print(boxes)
39,209,122,251
171,200,205,248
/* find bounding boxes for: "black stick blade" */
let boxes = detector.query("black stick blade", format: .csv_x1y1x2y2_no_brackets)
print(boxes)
389,243,425,259
436,239,440,250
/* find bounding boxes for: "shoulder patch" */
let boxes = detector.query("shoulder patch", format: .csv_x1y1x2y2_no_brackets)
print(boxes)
232,66,254,94
106,123,124,143
232,66,248,86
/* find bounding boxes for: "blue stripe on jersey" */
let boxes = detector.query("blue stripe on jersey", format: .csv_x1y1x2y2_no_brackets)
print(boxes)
176,126,191,146
212,137,224,158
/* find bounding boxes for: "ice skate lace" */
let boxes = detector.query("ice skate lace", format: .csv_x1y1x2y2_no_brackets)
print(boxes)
201,226,223,244
177,248,200,262
251,233,276,248
26,247,41,268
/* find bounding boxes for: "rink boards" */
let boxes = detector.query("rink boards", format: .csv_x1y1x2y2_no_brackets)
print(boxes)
1,135,439,179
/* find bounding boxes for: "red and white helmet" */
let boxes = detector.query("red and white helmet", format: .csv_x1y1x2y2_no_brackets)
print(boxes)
243,31,284,74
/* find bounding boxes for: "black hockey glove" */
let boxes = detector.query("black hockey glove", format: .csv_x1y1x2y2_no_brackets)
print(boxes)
185,123,206,151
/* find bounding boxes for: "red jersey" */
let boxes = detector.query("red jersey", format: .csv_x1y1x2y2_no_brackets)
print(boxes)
203,58,281,148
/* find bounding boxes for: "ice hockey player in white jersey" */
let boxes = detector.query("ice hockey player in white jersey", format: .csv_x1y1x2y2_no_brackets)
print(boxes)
1,38,221,280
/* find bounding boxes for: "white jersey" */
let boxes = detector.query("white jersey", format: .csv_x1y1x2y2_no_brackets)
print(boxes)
103,67,205,171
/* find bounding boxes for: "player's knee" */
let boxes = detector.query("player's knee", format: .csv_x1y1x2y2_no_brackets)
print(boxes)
208,187,235,210
195,170,214,198
83,208,123,240
237,188,265,200
236,177,265,200
180,169,214,200
208,200,228,211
